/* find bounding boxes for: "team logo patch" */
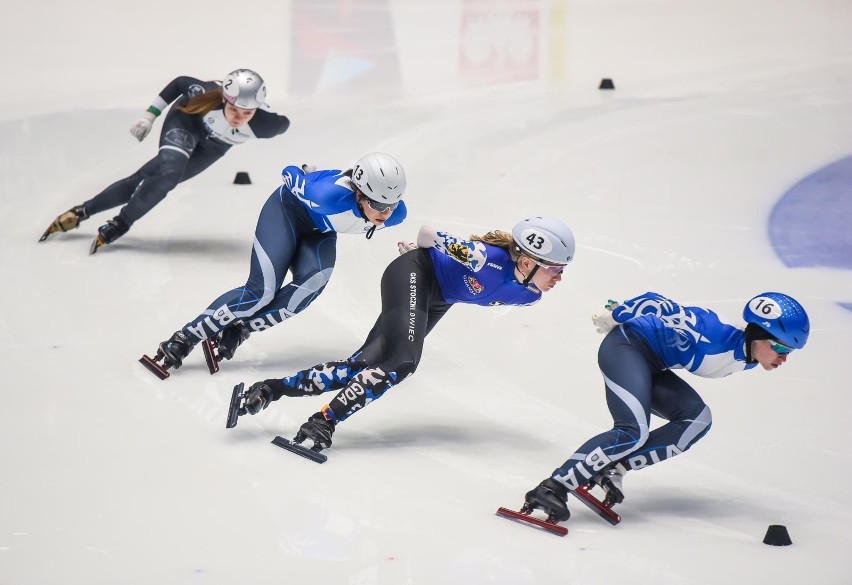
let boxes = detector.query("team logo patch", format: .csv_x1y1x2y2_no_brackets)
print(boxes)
465,275,484,294
188,84,205,97
448,243,470,264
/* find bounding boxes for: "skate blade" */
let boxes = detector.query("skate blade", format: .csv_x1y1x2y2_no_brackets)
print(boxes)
570,486,621,525
39,223,58,242
271,436,327,464
139,354,170,380
226,383,244,429
202,339,220,375
495,507,568,536
89,235,105,255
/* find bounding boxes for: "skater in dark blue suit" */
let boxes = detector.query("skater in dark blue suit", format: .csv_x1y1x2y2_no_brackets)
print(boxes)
522,291,810,524
144,153,408,376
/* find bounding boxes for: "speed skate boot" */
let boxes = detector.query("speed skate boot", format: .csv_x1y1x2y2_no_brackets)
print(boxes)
89,216,130,254
293,411,336,451
39,205,89,242
159,331,194,369
524,478,571,523
217,321,251,360
591,465,626,506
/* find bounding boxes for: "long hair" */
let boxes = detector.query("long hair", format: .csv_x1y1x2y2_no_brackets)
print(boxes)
470,230,521,261
176,88,224,115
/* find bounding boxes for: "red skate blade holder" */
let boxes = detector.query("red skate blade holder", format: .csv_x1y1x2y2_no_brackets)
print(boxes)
495,507,568,536
570,485,622,525
139,354,171,380
201,338,220,374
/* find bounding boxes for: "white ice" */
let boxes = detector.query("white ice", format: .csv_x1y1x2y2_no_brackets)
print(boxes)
1,1,851,583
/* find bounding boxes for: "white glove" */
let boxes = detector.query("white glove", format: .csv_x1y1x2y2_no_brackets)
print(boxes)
397,241,417,255
129,111,157,142
592,299,621,334
301,164,317,173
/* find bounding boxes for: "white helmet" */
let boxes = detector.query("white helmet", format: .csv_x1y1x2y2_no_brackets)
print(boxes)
222,69,267,109
512,216,575,265
352,153,406,204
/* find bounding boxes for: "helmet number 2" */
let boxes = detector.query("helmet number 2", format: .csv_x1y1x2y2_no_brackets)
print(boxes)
525,232,545,251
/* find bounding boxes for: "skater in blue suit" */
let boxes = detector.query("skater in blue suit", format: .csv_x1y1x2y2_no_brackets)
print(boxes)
143,153,408,377
233,216,576,451
522,291,810,524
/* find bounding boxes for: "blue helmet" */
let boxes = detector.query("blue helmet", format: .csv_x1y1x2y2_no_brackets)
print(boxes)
743,292,810,349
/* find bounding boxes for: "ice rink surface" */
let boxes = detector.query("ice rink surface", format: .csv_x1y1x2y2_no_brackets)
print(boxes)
2,1,851,583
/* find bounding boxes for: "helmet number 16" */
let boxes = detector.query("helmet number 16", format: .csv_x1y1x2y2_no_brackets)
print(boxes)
753,298,777,315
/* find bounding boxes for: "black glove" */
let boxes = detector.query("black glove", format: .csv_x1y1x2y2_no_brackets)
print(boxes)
244,382,273,415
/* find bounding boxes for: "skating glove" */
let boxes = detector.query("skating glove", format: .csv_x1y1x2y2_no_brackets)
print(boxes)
301,164,317,173
591,299,620,334
130,111,157,142
397,241,417,255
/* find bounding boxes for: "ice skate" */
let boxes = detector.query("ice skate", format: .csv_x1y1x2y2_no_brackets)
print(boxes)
89,216,130,254
139,331,194,380
569,471,623,526
293,412,336,451
217,321,251,360
39,205,88,242
226,381,273,428
591,465,626,507
202,321,251,374
496,478,571,536
523,478,571,523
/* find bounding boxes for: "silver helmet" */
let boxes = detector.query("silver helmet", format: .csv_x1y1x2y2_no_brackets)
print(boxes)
222,69,267,109
352,153,406,204
512,216,576,265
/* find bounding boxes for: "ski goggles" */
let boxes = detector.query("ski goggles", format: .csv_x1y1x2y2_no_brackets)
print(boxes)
530,256,566,275
769,340,794,355
364,197,398,213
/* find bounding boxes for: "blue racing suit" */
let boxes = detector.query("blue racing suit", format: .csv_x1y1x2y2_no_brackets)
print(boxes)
180,165,407,343
551,292,756,491
265,229,543,423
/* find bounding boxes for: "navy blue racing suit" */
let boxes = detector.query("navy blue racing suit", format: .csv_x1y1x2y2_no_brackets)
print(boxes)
550,292,756,491
179,165,407,343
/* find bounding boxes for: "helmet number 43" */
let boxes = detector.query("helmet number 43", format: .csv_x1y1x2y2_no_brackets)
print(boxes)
525,232,545,251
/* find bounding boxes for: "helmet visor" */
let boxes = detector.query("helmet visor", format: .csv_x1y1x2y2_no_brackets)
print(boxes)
768,340,794,355
364,197,398,213
528,255,566,275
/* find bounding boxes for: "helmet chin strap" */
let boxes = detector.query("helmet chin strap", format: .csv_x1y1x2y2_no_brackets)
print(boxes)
354,193,377,239
517,259,539,286
744,339,756,364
